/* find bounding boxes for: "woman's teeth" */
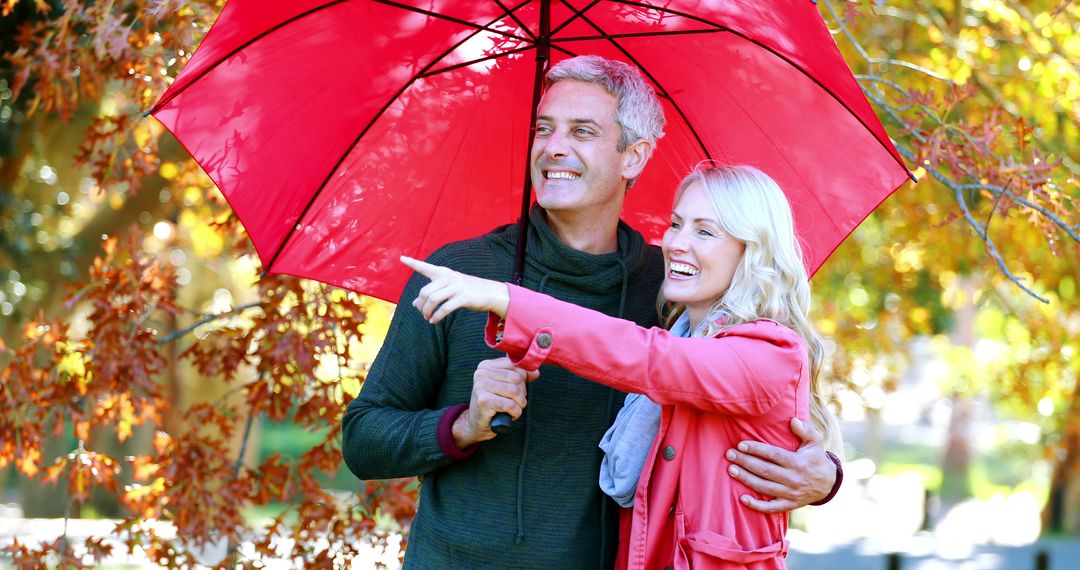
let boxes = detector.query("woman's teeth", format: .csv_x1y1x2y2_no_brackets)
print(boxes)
670,262,699,276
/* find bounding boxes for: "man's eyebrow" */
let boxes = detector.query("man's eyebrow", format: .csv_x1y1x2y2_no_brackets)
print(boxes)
536,115,602,126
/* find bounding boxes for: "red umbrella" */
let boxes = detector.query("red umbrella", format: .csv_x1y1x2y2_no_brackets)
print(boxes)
149,0,913,303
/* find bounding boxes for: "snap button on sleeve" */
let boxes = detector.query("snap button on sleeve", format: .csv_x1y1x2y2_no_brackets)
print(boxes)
662,445,676,461
536,332,553,348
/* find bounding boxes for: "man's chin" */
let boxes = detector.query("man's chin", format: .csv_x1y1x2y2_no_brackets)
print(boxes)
535,190,571,211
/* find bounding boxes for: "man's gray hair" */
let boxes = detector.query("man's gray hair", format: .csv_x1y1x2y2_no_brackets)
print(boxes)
545,56,666,152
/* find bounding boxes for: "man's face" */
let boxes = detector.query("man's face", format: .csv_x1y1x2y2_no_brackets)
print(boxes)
530,80,629,215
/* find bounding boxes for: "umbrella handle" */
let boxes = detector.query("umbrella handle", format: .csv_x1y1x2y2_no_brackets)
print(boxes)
490,412,513,434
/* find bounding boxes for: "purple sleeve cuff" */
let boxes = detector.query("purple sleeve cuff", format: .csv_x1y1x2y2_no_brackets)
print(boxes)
810,451,843,506
437,403,478,461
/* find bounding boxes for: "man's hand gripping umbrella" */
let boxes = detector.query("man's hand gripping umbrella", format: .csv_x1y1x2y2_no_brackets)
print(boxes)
403,256,537,448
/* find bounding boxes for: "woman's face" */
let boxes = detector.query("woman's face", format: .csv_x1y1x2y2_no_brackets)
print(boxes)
661,181,746,326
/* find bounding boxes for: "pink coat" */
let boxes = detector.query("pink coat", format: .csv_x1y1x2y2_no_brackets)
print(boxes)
486,285,810,569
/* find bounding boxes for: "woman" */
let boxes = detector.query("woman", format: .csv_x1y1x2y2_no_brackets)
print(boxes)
402,164,838,569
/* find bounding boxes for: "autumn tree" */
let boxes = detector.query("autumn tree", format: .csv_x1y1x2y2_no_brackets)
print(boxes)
814,0,1078,528
2,1,414,567
0,0,1077,567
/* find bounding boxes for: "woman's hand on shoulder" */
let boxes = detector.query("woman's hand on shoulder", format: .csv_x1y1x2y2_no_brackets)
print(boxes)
401,256,510,323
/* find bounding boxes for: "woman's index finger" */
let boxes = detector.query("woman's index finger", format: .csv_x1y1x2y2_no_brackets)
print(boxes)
400,255,442,278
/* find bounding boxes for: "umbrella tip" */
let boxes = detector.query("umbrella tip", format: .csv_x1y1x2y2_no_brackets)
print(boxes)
142,108,154,118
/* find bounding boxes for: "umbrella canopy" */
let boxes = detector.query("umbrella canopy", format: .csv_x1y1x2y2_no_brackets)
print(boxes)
150,0,913,302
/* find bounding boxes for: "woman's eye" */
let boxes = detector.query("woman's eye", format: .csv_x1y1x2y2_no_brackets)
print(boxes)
669,221,682,230
697,229,715,237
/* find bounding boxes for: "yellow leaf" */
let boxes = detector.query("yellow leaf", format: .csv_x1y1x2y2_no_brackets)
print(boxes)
191,224,224,258
74,420,89,442
160,162,179,180
341,376,362,399
153,431,171,456
58,350,86,378
133,125,151,149
17,447,41,477
117,419,133,443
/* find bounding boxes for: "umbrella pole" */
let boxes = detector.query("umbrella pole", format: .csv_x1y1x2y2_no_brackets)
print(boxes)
512,0,551,285
493,0,551,435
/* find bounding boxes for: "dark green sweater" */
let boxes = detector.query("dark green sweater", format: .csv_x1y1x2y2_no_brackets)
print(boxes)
341,208,664,568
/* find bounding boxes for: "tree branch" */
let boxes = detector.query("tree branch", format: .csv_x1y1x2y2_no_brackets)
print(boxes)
893,141,1051,303
156,301,261,345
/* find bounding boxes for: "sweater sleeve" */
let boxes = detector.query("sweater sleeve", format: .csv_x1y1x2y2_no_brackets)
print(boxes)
341,260,459,480
486,285,806,416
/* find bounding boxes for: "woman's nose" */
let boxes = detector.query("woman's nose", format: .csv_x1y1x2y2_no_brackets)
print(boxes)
667,228,690,253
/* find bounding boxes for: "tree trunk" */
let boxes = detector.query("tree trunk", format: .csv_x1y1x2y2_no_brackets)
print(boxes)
1041,387,1080,535
940,395,973,506
939,278,977,511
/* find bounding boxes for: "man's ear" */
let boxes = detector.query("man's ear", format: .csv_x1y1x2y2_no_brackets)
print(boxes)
621,139,655,181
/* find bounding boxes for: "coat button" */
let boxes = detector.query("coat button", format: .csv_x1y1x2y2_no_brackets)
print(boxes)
664,566,674,570
536,332,553,348
662,445,676,461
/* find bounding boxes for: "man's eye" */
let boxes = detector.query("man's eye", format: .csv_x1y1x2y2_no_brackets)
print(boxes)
536,125,552,135
574,128,594,137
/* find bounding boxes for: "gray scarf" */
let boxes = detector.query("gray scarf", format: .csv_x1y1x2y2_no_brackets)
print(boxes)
597,312,695,507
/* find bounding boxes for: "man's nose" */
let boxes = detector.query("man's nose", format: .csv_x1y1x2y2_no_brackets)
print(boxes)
542,130,570,159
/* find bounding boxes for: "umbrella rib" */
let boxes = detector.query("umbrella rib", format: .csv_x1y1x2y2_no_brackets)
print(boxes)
551,29,723,42
608,0,912,178
261,2,535,276
549,43,581,59
559,0,711,159
148,0,348,115
373,0,532,42
420,45,537,79
492,0,536,40
550,0,602,36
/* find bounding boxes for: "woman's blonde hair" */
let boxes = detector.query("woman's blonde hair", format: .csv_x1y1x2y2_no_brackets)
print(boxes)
659,164,840,450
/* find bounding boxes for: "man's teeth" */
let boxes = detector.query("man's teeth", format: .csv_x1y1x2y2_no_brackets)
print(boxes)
546,171,580,180
670,262,699,276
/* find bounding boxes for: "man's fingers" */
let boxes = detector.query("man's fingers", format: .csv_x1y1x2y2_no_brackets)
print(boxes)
478,357,537,382
736,440,796,467
790,417,823,446
474,376,528,408
475,392,524,420
727,462,796,500
739,494,799,514
478,356,522,370
727,450,799,490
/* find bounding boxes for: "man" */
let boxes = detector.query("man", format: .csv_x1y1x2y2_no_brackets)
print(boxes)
342,56,840,568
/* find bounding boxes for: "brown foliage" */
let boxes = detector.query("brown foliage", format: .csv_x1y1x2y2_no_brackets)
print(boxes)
0,227,414,566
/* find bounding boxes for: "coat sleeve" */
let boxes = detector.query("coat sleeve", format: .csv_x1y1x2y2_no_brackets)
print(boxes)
486,285,806,416
340,256,458,480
